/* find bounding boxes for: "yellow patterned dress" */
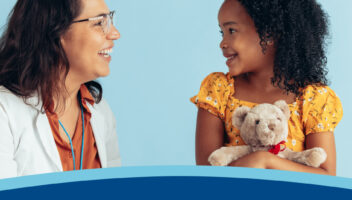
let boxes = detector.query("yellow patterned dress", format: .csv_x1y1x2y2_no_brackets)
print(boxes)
190,72,343,151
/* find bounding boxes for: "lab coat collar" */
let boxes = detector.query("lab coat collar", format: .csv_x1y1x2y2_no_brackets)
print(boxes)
28,94,63,170
87,103,107,168
29,94,108,169
34,109,63,171
27,93,107,171
26,92,44,111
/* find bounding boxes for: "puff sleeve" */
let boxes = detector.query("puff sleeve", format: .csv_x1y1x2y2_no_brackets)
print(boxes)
302,86,343,135
190,72,231,120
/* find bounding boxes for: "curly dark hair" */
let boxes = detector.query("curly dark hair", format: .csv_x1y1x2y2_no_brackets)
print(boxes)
236,0,329,95
0,0,102,112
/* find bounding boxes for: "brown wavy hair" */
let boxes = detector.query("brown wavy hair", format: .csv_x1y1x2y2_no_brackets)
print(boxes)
0,0,103,112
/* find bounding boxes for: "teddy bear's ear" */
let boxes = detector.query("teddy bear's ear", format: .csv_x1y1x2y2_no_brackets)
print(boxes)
274,100,290,119
232,106,251,129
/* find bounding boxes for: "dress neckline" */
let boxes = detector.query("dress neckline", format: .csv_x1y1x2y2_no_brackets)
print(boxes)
225,73,299,108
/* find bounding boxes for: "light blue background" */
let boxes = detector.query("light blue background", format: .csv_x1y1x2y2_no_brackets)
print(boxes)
0,0,351,177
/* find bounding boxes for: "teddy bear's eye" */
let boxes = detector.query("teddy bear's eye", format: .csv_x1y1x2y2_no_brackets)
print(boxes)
277,117,281,121
255,120,260,125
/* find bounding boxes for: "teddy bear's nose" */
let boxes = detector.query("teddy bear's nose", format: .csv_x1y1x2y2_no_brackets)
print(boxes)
268,123,275,131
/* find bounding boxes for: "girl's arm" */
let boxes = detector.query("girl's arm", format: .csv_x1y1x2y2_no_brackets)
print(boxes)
195,108,336,175
229,131,336,175
195,108,225,165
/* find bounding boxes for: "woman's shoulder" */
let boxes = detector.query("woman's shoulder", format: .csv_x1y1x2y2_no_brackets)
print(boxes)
0,86,40,113
90,98,115,122
0,86,15,96
0,86,25,106
88,98,117,137
92,98,112,113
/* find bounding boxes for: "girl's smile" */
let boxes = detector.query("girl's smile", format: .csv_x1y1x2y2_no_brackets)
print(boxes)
223,52,238,68
218,0,275,77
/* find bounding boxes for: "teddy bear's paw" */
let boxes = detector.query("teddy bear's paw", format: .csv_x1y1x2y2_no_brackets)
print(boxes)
208,147,233,166
305,147,327,168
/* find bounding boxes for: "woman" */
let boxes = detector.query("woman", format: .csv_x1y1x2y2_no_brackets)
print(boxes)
0,0,121,178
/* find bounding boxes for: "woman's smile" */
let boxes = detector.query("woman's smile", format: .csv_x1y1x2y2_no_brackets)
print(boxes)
98,46,113,62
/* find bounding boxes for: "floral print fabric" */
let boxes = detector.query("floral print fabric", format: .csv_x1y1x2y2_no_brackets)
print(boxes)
190,72,343,151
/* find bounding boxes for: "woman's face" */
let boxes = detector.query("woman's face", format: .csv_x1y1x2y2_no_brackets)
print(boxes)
218,0,275,77
61,0,120,84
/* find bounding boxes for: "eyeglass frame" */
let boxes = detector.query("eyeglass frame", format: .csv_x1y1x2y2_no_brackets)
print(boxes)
72,10,115,34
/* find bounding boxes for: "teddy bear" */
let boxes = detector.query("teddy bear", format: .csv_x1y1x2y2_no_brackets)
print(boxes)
208,100,327,168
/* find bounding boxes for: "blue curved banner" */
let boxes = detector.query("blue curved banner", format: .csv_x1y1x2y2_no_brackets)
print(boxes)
0,166,351,199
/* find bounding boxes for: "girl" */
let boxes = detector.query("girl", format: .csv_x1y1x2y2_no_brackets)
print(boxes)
191,0,343,175
0,0,121,178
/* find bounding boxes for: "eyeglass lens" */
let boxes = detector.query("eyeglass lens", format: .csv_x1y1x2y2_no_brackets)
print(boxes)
104,12,115,34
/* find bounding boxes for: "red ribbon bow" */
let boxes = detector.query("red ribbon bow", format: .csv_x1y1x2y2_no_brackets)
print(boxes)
268,141,286,155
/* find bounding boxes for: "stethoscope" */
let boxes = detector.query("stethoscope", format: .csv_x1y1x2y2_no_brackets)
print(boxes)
58,95,85,170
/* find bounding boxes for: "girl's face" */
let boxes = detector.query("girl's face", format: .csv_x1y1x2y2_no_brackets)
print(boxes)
61,0,120,84
218,0,275,77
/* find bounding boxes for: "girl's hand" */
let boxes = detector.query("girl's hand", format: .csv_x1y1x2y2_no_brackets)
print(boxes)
195,107,335,175
228,131,336,175
229,151,273,169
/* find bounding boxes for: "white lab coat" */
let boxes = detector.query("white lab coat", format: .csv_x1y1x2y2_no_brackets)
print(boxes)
0,86,121,179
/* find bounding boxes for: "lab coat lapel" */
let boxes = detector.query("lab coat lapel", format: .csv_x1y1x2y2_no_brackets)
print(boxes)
29,96,62,171
88,103,107,168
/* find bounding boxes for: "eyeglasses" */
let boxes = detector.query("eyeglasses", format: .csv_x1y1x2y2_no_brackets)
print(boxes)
72,11,115,35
